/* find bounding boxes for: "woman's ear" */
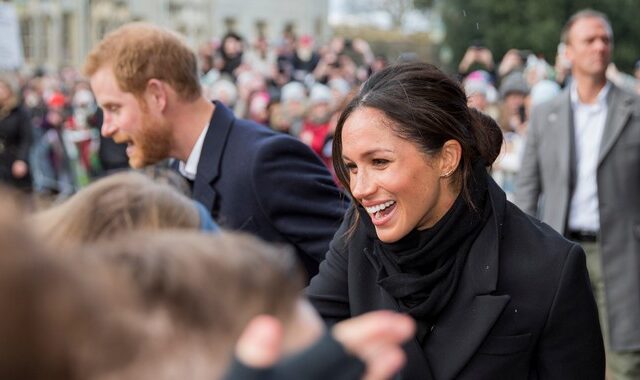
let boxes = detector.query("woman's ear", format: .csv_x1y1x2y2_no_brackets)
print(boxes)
439,140,462,178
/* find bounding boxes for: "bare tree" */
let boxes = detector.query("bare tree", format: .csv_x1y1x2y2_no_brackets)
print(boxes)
379,0,414,29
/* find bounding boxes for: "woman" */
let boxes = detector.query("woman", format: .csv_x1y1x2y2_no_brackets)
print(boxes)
0,76,32,190
306,62,604,379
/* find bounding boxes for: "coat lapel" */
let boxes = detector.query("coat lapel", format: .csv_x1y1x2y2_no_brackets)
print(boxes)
361,180,511,379
552,92,575,191
599,85,634,166
192,101,234,213
424,178,510,379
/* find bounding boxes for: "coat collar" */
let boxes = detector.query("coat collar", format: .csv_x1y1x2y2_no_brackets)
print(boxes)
551,84,635,168
363,176,510,379
192,101,234,212
598,85,635,166
421,176,510,379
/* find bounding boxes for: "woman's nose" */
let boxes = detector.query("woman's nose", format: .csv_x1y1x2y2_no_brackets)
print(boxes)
350,171,375,200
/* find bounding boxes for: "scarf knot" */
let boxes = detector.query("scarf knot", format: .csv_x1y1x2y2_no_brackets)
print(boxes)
358,162,492,345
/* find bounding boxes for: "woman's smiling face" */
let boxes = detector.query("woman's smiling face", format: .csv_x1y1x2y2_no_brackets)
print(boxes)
341,107,457,243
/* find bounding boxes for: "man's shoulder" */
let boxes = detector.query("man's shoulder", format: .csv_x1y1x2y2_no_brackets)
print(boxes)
230,118,313,155
501,202,578,273
611,83,640,107
533,88,570,114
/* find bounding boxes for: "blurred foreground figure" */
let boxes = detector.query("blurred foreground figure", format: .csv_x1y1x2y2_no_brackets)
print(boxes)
31,171,216,250
85,230,415,379
0,190,414,379
0,197,142,380
515,10,640,379
225,310,415,380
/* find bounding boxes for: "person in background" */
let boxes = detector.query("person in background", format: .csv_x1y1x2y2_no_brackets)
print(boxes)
457,42,496,83
278,81,307,137
462,70,499,120
300,83,333,158
290,35,321,84
307,62,604,379
497,49,526,79
233,70,266,119
204,79,238,109
515,9,640,379
493,71,529,199
0,74,32,191
215,32,245,81
243,36,277,82
246,90,271,126
497,71,529,134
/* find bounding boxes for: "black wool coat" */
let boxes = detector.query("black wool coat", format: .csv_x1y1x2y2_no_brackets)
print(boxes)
306,177,605,379
191,101,348,280
0,105,32,189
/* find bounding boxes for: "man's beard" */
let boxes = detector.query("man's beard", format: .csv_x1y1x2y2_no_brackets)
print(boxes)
129,113,172,168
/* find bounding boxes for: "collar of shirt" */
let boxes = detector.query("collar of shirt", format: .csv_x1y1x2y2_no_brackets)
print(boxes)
570,81,611,110
178,123,209,181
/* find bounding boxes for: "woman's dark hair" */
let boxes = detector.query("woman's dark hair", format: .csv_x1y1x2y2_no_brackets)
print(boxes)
332,61,502,210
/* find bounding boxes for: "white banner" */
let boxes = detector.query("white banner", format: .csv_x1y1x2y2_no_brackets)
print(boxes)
0,3,24,70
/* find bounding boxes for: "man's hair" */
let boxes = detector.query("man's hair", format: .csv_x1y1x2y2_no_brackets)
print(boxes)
561,9,613,45
83,22,201,101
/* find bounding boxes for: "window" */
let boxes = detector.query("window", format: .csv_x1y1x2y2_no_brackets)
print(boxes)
19,17,31,61
255,19,266,39
224,17,237,34
62,12,73,63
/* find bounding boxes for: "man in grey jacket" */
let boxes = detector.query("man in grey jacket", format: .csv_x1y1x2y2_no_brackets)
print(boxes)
515,9,640,379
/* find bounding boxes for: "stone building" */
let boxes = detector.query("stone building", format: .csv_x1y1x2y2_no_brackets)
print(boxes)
12,0,328,72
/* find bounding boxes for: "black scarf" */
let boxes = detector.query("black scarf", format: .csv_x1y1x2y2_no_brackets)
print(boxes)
358,162,492,345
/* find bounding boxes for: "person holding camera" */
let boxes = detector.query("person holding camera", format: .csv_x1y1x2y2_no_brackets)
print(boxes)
458,42,496,82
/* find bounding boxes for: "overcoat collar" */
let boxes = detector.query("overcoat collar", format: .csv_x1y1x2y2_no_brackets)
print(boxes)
551,84,635,169
192,101,234,212
598,85,635,166
365,176,510,379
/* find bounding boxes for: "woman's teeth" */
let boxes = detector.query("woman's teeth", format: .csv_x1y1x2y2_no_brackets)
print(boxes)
365,200,395,214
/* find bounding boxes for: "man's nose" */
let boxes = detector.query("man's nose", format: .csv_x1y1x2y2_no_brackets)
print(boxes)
101,115,116,138
593,38,610,51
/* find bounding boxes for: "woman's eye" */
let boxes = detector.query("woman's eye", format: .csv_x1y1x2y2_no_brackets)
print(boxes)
345,162,357,173
372,159,389,166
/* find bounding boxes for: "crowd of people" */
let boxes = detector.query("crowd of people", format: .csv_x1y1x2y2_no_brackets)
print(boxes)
0,6,639,380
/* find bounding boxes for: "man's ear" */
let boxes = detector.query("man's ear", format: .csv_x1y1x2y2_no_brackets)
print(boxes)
144,79,168,112
439,139,462,177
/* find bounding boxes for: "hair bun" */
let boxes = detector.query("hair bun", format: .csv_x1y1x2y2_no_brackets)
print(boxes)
468,108,503,165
